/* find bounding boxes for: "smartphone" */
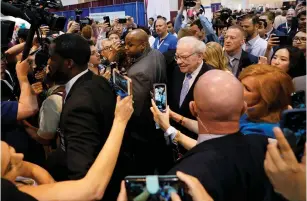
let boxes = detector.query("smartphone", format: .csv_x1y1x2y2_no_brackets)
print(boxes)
118,18,127,24
113,68,132,98
275,35,288,46
279,109,306,157
125,175,187,201
153,84,167,112
291,90,306,109
103,16,110,27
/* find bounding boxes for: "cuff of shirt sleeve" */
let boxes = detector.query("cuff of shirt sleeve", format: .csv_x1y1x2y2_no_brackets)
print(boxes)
164,126,177,141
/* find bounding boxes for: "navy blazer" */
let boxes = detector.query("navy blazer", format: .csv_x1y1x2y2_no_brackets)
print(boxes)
167,133,281,201
236,50,258,77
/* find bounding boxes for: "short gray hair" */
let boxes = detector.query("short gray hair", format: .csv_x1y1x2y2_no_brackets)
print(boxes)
178,36,206,54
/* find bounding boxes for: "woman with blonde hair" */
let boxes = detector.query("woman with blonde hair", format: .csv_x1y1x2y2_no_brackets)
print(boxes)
203,42,230,72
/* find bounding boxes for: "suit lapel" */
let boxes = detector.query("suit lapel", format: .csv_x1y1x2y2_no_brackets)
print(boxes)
237,51,248,77
180,64,208,108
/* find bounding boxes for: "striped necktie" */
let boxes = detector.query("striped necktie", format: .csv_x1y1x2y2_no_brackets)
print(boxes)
179,73,192,107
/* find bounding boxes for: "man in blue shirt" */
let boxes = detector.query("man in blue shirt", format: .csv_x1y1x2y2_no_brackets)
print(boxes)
152,18,177,53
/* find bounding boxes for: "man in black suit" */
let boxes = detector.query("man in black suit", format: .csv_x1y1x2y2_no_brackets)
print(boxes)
224,25,258,77
167,70,274,201
125,29,173,174
45,34,131,200
168,36,212,141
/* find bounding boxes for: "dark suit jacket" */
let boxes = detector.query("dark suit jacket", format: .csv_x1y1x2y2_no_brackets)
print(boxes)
168,62,213,140
236,50,258,77
167,133,276,201
271,28,285,37
46,71,131,200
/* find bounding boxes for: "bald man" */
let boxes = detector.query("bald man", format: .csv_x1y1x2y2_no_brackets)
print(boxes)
167,70,273,201
152,18,178,53
124,29,172,174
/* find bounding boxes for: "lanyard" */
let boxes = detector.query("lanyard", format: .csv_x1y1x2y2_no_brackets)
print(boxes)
156,33,169,50
286,22,291,34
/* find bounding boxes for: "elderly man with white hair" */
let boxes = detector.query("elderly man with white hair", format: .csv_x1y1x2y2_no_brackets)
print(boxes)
167,36,212,150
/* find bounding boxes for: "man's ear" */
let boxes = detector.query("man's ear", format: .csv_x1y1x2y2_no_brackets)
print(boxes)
65,59,74,69
189,101,198,117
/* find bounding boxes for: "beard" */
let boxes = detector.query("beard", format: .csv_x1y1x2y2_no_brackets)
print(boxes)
47,70,70,85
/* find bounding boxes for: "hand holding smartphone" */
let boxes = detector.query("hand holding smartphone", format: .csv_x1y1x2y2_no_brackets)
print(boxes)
113,69,132,98
153,83,167,112
125,175,186,201
279,108,306,159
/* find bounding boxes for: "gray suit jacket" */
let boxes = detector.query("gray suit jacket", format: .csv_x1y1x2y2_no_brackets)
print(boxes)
127,48,167,116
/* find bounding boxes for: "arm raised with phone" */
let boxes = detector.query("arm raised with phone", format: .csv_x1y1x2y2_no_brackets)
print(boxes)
18,96,134,201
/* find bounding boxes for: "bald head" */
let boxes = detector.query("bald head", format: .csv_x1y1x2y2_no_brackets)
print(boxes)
125,29,149,57
126,29,149,44
192,70,245,134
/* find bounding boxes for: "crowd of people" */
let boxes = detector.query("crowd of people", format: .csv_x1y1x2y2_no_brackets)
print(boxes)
1,0,306,200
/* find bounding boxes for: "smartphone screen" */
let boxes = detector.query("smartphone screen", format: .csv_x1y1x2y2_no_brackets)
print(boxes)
113,69,131,98
125,176,186,201
280,109,306,159
291,90,305,109
154,84,167,111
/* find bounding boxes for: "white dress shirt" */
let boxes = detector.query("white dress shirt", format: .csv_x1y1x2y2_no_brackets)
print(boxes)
197,134,226,144
182,61,203,91
64,69,89,103
242,35,268,57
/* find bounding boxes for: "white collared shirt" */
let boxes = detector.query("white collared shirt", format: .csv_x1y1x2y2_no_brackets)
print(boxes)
64,69,89,103
242,35,267,57
197,134,226,144
183,61,203,91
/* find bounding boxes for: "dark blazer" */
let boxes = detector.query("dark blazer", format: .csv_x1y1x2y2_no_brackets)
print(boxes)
46,71,132,200
168,62,213,140
236,50,258,77
167,133,277,201
271,28,285,37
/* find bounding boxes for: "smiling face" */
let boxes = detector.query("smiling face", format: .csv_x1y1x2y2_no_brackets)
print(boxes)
271,48,290,72
175,42,203,73
293,31,307,52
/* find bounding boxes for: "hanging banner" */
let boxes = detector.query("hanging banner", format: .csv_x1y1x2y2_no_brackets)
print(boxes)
89,11,126,22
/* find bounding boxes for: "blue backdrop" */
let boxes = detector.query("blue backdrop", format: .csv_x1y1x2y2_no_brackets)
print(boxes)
53,2,145,31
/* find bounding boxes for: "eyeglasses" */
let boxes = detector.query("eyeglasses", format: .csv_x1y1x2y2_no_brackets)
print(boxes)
293,37,307,43
174,52,197,61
